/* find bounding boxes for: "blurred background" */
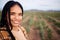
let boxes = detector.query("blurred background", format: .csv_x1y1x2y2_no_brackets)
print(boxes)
0,0,60,40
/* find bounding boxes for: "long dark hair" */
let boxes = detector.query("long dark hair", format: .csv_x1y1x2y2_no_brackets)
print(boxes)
0,1,23,40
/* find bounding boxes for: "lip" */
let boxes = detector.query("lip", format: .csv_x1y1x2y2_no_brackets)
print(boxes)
13,21,20,24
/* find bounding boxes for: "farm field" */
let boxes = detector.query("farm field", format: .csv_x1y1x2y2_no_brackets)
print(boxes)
0,10,60,40
22,10,60,40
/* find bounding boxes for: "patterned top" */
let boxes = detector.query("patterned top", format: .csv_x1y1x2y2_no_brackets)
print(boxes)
0,27,28,40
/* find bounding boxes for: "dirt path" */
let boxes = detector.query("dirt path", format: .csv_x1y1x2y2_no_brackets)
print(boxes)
28,26,41,40
28,16,41,40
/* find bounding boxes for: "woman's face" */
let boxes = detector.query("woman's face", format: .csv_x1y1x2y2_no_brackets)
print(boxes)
10,5,22,27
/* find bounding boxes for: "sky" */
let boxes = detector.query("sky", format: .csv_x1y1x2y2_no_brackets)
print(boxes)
0,0,60,10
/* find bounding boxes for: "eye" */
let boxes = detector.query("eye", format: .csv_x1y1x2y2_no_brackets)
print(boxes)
18,13,22,16
10,12,15,15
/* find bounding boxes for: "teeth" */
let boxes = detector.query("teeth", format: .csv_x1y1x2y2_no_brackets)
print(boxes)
14,21,19,24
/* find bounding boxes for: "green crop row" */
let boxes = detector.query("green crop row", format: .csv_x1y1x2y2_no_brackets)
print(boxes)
47,17,60,28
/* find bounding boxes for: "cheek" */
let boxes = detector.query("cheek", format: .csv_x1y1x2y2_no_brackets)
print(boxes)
10,15,15,20
19,16,23,20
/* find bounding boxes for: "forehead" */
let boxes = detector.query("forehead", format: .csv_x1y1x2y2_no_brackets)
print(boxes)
10,5,22,13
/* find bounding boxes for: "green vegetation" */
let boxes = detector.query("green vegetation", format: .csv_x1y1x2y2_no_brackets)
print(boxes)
39,20,45,40
47,27,52,40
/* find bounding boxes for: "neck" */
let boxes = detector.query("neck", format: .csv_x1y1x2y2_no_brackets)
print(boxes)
12,25,20,31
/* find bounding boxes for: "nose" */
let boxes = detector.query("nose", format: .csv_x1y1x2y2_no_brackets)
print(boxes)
15,15,22,20
15,16,19,20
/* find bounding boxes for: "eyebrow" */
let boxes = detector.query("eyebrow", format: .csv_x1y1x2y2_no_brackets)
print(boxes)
10,12,15,15
10,12,22,14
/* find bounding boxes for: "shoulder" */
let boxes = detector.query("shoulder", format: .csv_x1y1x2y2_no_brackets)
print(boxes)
20,26,28,39
20,27,26,32
0,27,11,40
0,27,7,37
20,26,27,35
0,27,6,31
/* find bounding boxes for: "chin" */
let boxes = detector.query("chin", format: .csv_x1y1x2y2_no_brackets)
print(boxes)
12,24,19,27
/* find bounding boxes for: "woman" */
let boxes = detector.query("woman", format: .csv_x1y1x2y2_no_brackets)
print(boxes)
0,1,27,40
